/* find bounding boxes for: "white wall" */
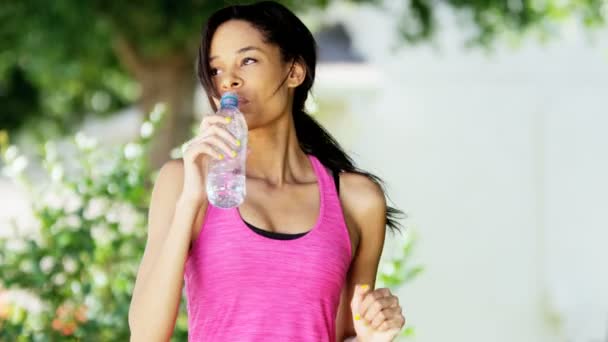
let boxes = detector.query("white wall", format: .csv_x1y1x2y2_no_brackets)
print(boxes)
313,2,608,341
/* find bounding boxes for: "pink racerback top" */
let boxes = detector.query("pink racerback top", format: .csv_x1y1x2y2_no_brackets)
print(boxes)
184,154,353,341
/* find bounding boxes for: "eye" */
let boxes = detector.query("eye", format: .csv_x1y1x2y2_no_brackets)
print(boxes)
242,57,257,66
209,67,220,77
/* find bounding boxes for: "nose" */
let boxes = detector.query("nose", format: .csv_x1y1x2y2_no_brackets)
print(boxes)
220,72,243,91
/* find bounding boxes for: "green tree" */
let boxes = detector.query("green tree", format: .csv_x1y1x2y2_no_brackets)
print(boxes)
1,0,605,169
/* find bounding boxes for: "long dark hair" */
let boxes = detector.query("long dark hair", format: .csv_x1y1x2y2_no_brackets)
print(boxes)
197,1,405,235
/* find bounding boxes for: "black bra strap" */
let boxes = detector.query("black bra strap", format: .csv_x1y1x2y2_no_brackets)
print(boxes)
332,169,340,195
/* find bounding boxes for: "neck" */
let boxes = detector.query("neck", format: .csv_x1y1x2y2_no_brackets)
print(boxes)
245,112,311,187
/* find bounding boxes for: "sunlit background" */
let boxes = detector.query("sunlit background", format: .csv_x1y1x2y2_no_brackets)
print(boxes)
1,0,607,341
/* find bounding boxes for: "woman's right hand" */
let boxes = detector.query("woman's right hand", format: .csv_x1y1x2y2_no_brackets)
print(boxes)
180,115,240,204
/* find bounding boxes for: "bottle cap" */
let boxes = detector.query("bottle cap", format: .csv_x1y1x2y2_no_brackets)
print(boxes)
220,92,239,108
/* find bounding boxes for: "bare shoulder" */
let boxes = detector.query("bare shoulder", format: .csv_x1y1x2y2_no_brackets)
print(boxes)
148,159,185,224
338,171,387,216
156,158,184,185
154,159,207,245
151,158,186,199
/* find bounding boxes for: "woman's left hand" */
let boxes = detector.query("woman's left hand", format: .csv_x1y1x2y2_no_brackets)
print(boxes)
351,284,406,342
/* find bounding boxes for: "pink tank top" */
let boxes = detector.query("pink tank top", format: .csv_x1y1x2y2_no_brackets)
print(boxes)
184,154,353,341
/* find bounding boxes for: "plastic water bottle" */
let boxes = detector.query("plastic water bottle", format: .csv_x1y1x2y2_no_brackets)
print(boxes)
206,92,248,208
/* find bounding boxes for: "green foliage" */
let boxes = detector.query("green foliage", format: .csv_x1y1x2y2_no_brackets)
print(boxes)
0,104,189,340
3,0,605,141
0,1,136,139
0,0,334,140
376,231,424,340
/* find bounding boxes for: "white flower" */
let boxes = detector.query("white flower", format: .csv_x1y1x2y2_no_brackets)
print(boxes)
119,223,136,235
75,131,98,150
50,164,64,182
3,155,29,178
107,204,120,223
62,257,78,274
380,262,396,276
91,268,108,287
6,239,27,253
127,172,138,185
40,256,55,273
108,202,140,235
70,281,82,295
44,141,58,162
52,273,67,286
63,215,82,231
140,121,154,138
4,145,19,161
149,103,166,122
2,149,28,178
27,311,45,331
107,182,119,194
84,197,110,220
84,294,101,316
19,260,34,273
35,235,48,249
63,190,83,214
170,147,182,159
123,142,142,160
91,223,115,246
41,187,64,211
2,289,46,315
14,214,42,237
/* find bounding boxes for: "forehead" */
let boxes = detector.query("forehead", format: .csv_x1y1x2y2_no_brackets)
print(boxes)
210,20,268,56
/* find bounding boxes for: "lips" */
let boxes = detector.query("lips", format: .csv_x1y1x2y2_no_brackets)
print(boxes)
237,96,249,104
219,91,249,106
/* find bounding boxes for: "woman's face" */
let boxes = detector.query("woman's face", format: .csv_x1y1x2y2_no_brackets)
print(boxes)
208,20,303,127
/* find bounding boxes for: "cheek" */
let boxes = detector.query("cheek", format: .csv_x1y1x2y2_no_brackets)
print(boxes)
247,66,285,90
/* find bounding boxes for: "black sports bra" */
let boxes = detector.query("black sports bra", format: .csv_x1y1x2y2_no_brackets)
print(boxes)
243,169,340,240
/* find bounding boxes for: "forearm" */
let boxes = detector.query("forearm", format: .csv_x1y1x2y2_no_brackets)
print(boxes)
129,198,199,341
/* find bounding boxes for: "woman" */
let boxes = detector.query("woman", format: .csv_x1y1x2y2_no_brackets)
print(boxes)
128,1,406,341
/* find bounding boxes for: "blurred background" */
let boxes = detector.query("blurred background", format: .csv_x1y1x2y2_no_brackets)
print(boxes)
1,0,607,341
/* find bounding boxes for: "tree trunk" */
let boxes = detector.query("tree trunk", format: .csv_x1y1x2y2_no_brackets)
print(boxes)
138,61,196,170
112,36,198,171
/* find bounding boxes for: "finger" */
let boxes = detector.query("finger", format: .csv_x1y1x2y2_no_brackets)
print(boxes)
184,140,224,162
350,284,371,322
200,114,232,127
185,129,237,157
362,296,399,323
196,135,236,158
199,115,233,133
359,288,391,320
192,135,236,159
200,124,240,148
376,314,406,332
369,306,401,330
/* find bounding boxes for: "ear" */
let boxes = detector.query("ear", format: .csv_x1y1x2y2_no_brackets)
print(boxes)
286,58,306,88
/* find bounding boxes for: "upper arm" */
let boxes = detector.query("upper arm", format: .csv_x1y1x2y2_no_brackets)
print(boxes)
335,173,388,339
130,159,197,302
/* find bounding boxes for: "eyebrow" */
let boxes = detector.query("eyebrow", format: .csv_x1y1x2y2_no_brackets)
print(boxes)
209,46,264,62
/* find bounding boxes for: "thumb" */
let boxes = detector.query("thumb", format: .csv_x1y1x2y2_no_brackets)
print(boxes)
350,284,370,320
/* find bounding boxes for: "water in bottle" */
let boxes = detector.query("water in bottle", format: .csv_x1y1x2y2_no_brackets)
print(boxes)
206,92,248,208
